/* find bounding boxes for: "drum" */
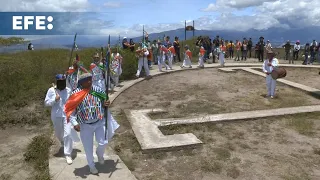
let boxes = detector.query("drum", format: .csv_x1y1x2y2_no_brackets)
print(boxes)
271,67,287,79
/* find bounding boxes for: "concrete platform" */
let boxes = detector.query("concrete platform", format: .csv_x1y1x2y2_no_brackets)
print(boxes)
50,144,137,180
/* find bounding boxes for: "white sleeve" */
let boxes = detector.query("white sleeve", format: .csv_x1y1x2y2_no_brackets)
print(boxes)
262,61,267,73
44,88,56,107
70,111,79,126
272,59,278,67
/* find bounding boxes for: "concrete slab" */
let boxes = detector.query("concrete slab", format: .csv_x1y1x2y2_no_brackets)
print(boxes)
50,154,136,180
155,105,320,126
50,143,136,180
125,109,202,152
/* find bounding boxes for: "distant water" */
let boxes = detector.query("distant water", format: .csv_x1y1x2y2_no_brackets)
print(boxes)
0,43,71,54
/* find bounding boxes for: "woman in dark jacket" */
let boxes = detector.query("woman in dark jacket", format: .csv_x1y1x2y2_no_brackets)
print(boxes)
129,39,135,52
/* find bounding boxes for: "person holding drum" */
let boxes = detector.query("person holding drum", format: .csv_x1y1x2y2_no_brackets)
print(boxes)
262,51,279,99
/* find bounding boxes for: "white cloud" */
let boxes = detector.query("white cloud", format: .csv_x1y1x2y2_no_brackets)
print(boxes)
0,0,90,12
199,0,320,32
202,0,277,11
103,2,121,8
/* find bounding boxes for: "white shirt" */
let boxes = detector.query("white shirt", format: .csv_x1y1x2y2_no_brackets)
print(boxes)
294,44,300,51
44,87,71,119
262,58,278,73
311,41,317,46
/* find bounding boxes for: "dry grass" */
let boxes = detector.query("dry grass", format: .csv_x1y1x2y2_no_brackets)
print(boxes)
110,68,320,179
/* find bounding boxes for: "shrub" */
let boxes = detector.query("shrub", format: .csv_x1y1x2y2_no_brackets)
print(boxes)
23,134,52,180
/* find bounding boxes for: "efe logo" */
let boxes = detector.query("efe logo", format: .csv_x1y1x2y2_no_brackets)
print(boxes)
12,16,53,30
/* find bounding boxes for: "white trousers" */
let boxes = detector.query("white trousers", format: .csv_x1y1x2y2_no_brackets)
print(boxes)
79,111,120,168
136,58,150,76
112,67,122,86
266,75,276,96
158,55,169,71
52,117,75,156
219,53,225,66
198,55,204,67
182,57,192,67
167,54,173,69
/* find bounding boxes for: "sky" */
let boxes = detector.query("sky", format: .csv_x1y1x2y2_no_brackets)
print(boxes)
0,0,320,38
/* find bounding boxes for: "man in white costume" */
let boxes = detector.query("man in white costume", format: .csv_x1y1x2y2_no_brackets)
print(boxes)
136,46,151,77
65,73,120,174
45,74,79,165
181,45,192,68
111,52,123,87
262,51,279,98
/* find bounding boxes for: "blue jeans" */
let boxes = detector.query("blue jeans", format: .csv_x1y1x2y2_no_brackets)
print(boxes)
310,52,315,63
303,53,309,64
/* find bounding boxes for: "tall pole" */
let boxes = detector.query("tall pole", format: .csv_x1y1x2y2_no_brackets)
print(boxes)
104,35,111,140
142,25,145,76
193,20,195,38
185,20,187,41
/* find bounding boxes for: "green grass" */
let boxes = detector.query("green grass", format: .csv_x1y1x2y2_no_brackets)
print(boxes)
0,37,28,46
23,134,53,180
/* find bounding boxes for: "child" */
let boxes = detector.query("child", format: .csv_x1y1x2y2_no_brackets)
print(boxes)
198,46,206,68
181,45,192,68
158,45,170,71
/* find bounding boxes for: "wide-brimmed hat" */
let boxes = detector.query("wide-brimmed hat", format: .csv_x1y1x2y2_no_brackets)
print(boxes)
267,51,277,56
93,53,99,58
78,73,92,84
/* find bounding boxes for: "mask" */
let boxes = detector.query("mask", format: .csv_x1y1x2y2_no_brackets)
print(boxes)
56,80,66,90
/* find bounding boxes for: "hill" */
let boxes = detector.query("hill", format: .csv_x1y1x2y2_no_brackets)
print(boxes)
19,26,320,49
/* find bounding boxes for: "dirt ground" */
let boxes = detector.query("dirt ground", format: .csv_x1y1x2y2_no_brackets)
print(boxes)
283,67,320,90
110,68,320,180
0,104,51,180
112,69,319,119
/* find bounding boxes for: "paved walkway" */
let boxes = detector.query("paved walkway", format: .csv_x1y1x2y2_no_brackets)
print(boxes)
49,60,320,179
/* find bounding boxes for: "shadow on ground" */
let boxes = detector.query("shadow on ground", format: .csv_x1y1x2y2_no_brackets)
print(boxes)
53,147,81,160
73,159,121,178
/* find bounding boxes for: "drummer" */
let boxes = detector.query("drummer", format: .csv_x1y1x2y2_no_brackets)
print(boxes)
262,51,278,99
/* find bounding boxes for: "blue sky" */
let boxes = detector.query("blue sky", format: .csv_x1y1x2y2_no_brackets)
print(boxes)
97,0,253,27
93,0,212,27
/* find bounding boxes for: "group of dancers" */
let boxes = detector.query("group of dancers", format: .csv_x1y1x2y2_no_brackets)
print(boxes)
44,50,121,175
44,35,280,176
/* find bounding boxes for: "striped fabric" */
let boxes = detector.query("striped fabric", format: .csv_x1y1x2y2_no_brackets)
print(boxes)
71,85,105,124
67,71,78,91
